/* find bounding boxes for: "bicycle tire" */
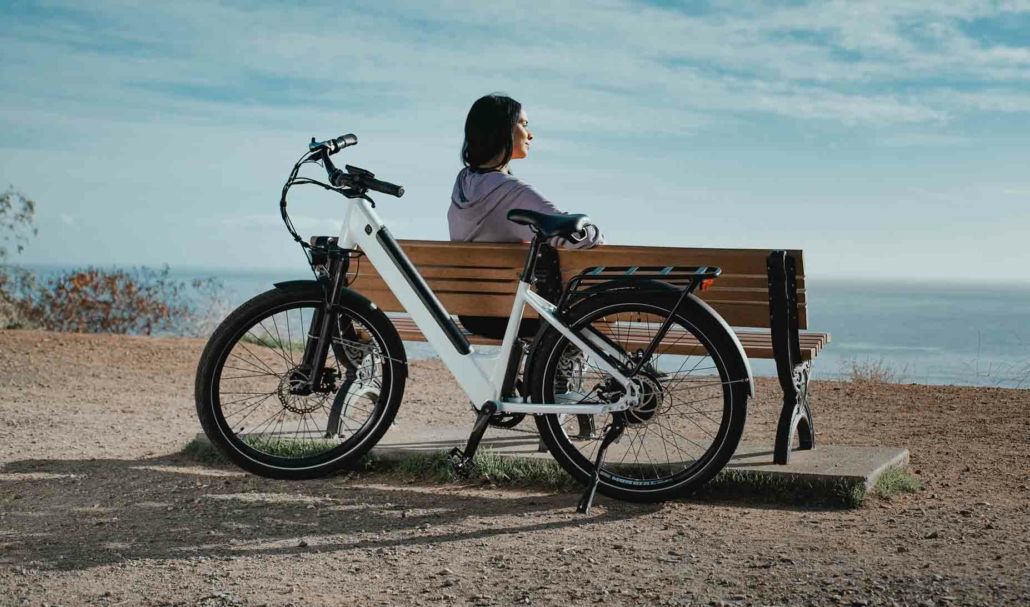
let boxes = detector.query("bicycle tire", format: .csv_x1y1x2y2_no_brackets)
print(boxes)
530,290,749,503
195,283,407,480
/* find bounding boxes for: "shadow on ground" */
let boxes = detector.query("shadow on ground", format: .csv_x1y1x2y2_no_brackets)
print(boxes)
0,454,657,572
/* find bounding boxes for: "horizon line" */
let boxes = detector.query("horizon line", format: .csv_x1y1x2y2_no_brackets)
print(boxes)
8,261,1030,289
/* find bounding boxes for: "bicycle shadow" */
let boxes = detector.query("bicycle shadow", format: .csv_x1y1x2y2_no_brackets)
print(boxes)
0,454,654,572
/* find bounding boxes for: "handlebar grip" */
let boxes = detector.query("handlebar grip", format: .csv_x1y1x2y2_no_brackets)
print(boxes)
365,177,404,198
333,134,357,149
310,134,358,155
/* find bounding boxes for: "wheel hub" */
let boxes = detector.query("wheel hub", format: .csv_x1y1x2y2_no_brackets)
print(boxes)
625,372,664,425
278,367,325,414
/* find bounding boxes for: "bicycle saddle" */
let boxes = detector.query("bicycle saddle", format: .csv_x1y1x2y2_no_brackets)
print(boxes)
507,209,592,239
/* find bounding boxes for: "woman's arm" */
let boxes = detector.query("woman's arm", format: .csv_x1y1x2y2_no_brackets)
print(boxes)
506,181,605,249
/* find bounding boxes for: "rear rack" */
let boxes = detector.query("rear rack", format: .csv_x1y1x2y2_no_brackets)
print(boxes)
556,265,721,311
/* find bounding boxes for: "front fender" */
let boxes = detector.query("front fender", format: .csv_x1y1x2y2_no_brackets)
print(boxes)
273,279,323,292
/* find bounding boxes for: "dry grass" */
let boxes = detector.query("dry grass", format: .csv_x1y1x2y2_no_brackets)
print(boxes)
840,356,909,384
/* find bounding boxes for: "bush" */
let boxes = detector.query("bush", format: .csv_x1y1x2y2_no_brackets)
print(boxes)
0,186,36,263
0,265,225,336
840,356,908,384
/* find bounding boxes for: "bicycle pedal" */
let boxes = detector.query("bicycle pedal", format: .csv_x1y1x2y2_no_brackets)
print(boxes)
448,447,476,477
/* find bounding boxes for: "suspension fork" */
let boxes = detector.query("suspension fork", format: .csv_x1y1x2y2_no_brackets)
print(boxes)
296,252,351,393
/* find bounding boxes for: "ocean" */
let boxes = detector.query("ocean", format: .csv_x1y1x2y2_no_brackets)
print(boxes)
15,265,1030,389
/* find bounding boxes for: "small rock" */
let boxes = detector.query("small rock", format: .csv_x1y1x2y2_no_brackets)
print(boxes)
438,568,454,576
442,579,456,588
924,531,939,539
896,546,909,553
297,540,308,548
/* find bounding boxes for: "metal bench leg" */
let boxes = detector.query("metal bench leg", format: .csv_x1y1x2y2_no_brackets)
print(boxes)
774,361,815,464
768,250,816,465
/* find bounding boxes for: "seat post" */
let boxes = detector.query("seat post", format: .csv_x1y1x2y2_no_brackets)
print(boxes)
520,233,546,284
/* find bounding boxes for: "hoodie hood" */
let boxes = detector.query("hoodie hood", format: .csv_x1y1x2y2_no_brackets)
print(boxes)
451,167,514,211
448,168,534,243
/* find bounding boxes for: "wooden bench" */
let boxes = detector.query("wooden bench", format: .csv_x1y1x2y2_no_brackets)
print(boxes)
345,240,829,464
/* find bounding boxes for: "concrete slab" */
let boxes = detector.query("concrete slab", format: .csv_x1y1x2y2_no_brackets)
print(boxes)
194,423,909,491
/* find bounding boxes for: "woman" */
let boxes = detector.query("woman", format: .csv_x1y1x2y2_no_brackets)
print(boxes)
449,94,604,339
448,94,604,247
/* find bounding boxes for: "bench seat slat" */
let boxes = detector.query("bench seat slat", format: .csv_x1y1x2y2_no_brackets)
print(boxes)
386,316,829,362
358,265,805,290
350,275,806,304
354,287,806,328
396,240,805,275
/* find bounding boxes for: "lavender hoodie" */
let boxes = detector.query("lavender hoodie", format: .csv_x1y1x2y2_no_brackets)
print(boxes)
448,168,604,249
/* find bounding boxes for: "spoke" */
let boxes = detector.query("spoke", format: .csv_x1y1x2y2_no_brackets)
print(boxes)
653,417,712,452
661,409,725,417
654,413,676,472
664,392,725,425
224,393,276,422
222,364,281,378
637,431,663,479
243,405,288,441
662,354,710,394
270,314,293,368
646,422,696,463
219,391,273,408
220,371,281,381
253,321,293,368
231,342,283,378
284,309,297,367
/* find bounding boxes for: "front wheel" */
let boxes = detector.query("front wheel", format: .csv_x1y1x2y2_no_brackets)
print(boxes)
531,291,749,503
195,284,407,479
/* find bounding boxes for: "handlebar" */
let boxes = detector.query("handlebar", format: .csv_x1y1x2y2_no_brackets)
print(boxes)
308,134,405,198
280,133,404,249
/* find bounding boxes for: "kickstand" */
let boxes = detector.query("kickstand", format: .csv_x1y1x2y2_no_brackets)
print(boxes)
449,402,497,477
577,413,626,514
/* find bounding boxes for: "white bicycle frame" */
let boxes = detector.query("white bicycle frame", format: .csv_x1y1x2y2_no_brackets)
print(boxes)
336,195,640,416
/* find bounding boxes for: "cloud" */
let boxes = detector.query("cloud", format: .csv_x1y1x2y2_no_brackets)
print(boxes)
878,132,972,147
3,0,1028,138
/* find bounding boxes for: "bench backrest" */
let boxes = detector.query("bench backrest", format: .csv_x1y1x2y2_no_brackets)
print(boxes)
348,240,808,329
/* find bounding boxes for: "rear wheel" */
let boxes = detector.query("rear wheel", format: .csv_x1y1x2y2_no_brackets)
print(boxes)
195,285,406,479
531,291,749,503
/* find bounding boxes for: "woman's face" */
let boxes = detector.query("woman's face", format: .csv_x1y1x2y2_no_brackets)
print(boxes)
510,109,532,160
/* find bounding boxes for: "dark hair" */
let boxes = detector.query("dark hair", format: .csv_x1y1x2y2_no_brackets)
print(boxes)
461,94,522,171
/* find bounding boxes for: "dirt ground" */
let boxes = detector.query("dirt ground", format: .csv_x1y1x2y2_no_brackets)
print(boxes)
0,330,1027,607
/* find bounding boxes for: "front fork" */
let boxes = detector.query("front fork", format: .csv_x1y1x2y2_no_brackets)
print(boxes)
295,251,352,394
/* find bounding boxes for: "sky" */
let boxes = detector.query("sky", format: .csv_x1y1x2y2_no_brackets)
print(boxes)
1,0,1029,283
